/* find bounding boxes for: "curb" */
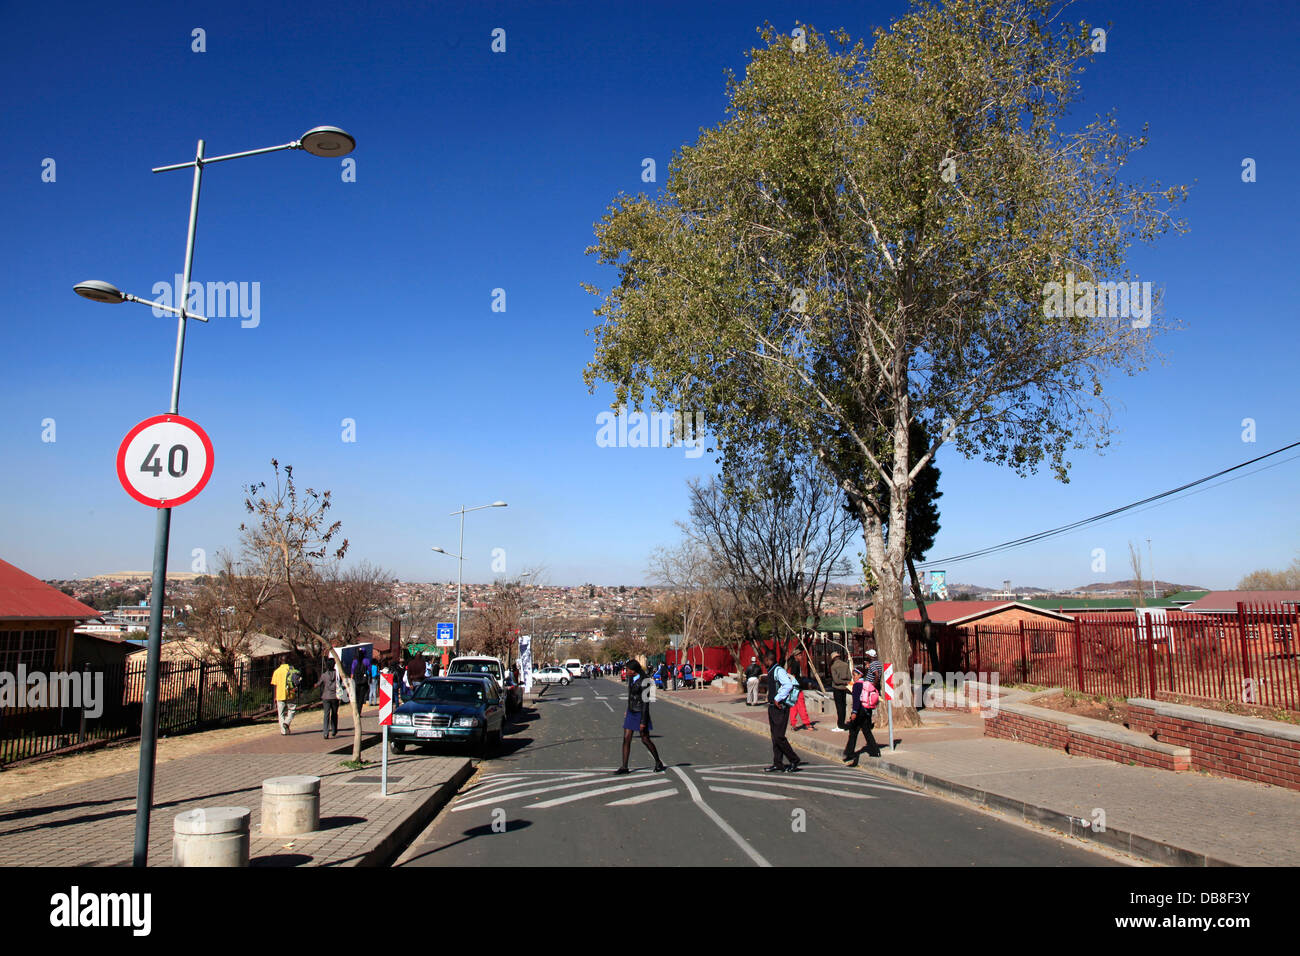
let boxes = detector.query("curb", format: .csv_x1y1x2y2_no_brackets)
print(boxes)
658,692,1236,868
356,759,475,867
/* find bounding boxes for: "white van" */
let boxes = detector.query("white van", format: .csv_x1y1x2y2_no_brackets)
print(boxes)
563,658,584,678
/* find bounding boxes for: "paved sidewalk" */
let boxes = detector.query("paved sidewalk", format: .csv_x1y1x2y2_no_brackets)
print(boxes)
659,685,1300,867
0,717,471,867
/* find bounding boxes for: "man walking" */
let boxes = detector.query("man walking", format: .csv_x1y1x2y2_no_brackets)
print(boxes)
744,657,762,706
763,650,801,773
270,659,299,735
830,651,852,731
316,655,339,738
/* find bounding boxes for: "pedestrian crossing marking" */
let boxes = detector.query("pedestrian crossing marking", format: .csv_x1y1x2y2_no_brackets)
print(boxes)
700,777,877,799
708,786,792,801
526,778,668,808
606,788,678,806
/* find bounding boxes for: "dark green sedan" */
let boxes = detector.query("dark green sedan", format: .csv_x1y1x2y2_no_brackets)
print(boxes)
388,676,506,756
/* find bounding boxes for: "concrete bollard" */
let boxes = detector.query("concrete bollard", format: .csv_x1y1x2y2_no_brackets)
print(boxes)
173,807,250,867
261,775,321,837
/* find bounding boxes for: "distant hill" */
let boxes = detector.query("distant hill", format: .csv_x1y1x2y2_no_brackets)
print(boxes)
1072,579,1205,594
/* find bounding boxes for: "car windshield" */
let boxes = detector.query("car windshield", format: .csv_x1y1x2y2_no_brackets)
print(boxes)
413,680,488,703
450,661,500,677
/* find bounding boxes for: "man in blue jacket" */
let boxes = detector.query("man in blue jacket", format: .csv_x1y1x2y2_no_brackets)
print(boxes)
762,650,801,773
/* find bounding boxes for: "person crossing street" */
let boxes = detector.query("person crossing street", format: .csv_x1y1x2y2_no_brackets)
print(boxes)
762,650,801,773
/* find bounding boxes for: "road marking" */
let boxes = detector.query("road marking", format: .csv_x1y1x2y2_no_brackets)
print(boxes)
699,777,876,799
526,779,665,808
670,767,771,868
454,775,645,811
700,769,914,794
708,786,792,801
600,699,614,712
464,773,602,798
606,788,678,806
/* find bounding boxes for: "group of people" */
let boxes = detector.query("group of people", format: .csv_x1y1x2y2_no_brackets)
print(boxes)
269,649,443,739
653,660,696,689
616,643,884,774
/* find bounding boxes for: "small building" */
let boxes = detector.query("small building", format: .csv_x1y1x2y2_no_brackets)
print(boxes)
0,557,101,677
1179,590,1300,616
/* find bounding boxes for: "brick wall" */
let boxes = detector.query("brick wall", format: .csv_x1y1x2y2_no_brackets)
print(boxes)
1066,730,1189,772
1128,700,1300,791
984,709,1069,750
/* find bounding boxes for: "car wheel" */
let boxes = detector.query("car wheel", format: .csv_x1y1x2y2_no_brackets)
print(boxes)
390,741,406,755
561,677,570,686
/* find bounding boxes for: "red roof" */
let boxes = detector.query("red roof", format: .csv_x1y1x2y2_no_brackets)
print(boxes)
0,558,101,621
1181,590,1300,614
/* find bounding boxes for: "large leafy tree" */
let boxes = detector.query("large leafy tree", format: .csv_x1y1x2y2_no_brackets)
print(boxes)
584,2,1186,723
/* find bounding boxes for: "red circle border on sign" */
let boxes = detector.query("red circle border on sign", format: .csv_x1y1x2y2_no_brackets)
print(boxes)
116,413,215,509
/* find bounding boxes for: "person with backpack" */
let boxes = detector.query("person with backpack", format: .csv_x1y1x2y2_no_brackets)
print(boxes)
614,660,666,775
763,650,801,773
270,659,301,735
351,651,369,716
681,661,694,689
368,656,380,704
786,654,817,731
843,653,883,766
315,654,340,738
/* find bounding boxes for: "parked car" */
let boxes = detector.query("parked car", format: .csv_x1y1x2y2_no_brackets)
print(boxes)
447,655,522,714
532,666,571,686
388,676,507,757
563,658,584,678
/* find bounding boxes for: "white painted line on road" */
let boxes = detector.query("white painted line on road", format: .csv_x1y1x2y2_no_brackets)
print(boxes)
699,777,876,799
606,788,679,806
600,699,614,712
466,773,602,798
671,767,771,868
708,786,792,801
700,769,914,794
454,775,640,811
527,779,665,808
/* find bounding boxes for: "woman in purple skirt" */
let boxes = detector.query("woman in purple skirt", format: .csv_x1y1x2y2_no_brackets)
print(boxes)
614,659,666,774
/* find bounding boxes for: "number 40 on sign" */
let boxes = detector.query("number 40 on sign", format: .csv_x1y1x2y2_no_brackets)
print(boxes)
116,414,214,508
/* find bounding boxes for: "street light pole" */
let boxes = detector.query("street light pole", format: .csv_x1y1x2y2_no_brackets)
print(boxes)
75,126,355,868
1148,538,1155,600
433,501,506,657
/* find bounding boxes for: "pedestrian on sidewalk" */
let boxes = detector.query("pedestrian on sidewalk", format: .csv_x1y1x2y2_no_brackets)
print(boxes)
614,660,665,775
368,657,380,704
681,661,694,689
351,652,369,716
270,659,300,735
830,651,851,731
763,650,801,773
786,655,816,731
843,656,883,767
744,657,762,706
316,655,340,738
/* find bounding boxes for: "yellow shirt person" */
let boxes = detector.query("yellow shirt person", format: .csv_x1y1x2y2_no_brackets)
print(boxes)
270,662,298,735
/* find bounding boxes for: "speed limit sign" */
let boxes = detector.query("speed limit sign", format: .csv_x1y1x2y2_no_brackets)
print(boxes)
116,414,214,508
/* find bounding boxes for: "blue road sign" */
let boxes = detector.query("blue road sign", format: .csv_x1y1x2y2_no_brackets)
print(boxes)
436,622,455,647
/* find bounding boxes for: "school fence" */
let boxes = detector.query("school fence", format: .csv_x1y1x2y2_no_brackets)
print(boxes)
0,655,320,767
905,603,1300,712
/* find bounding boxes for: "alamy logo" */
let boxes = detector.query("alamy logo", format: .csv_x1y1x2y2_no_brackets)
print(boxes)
1042,273,1152,328
595,406,706,459
904,667,1001,717
151,275,261,328
0,666,103,718
50,886,151,936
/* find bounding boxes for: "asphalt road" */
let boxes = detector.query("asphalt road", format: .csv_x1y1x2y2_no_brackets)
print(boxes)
395,678,1120,867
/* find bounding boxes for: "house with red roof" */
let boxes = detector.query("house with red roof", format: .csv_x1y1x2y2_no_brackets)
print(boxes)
0,558,102,678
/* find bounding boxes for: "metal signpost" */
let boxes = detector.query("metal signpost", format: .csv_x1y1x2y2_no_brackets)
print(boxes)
378,673,393,795
883,662,896,751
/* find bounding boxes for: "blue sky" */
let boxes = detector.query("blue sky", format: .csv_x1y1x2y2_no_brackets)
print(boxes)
1,0,1297,590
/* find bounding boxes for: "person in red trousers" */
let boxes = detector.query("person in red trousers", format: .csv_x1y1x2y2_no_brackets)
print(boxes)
785,655,817,730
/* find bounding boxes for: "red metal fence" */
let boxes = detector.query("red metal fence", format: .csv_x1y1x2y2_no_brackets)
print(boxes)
906,603,1299,712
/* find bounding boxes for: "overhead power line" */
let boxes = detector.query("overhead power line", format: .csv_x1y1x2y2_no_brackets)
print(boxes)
918,440,1300,569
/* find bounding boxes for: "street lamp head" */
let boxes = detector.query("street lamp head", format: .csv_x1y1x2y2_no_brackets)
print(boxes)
491,501,508,508
73,280,126,304
299,126,356,157
431,547,446,554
